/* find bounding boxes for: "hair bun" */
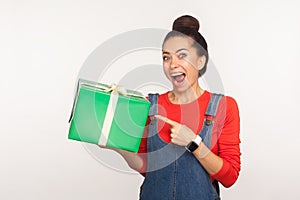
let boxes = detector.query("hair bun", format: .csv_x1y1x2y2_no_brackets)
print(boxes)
172,15,200,31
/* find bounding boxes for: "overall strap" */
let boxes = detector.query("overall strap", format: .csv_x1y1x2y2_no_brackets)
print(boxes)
148,93,159,116
205,93,223,199
205,93,224,117
204,93,223,126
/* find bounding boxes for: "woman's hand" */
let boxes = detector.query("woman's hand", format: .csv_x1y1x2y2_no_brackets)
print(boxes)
98,145,130,155
98,145,144,171
155,115,196,146
155,115,224,177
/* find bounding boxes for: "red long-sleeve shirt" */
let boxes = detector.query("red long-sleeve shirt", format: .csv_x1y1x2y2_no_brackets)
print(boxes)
138,91,241,188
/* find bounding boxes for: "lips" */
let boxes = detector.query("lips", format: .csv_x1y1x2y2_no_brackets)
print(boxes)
171,72,186,83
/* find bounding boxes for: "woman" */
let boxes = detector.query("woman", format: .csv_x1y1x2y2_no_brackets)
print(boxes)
104,15,241,200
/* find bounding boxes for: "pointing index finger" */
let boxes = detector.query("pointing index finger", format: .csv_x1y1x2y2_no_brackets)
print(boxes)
155,115,177,126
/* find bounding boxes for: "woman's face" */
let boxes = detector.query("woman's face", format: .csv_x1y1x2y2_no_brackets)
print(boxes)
162,36,205,93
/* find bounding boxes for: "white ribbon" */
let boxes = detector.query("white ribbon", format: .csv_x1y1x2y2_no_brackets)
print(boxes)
98,92,119,146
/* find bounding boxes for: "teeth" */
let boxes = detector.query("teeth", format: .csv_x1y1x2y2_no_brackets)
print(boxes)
171,73,183,77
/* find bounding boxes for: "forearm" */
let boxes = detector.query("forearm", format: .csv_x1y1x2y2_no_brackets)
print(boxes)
114,148,145,171
193,142,223,175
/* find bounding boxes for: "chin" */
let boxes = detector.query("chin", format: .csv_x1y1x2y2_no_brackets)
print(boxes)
172,83,190,93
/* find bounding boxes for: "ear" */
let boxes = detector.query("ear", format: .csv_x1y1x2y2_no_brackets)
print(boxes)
197,55,206,70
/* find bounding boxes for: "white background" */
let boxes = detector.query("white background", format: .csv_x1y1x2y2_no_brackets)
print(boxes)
1,0,300,199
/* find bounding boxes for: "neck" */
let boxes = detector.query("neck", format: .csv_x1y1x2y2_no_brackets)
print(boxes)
169,84,204,104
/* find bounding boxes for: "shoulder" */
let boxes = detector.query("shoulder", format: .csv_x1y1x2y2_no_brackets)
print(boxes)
207,92,239,111
209,93,240,123
208,93,239,110
219,95,240,124
146,92,169,103
223,96,239,111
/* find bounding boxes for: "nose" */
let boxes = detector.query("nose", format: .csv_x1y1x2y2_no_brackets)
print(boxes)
170,55,179,69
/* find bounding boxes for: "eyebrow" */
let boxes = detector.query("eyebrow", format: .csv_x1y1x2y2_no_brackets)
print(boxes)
162,48,189,54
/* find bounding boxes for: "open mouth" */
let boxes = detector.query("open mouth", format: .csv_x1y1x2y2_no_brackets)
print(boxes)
171,72,186,83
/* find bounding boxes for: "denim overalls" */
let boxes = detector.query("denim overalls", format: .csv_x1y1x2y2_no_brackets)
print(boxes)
139,93,223,200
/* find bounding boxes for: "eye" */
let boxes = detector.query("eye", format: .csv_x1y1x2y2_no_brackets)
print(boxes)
163,56,170,61
178,53,187,59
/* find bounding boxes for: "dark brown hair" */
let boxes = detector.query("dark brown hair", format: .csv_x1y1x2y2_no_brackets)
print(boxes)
163,15,208,77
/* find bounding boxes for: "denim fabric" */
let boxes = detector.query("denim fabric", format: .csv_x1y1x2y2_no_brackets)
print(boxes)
139,93,223,200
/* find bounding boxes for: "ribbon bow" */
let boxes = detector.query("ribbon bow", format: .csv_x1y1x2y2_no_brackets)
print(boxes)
103,83,128,96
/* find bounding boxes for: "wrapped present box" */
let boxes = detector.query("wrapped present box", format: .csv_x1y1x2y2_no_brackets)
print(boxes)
68,79,150,152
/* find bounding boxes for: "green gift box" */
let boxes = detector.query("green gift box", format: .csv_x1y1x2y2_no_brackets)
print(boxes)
68,79,150,152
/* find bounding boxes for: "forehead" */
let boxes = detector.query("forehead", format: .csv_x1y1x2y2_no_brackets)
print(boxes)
162,36,195,53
